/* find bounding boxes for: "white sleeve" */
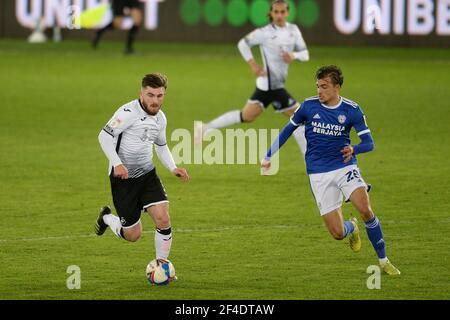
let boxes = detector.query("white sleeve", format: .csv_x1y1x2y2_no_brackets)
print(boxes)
98,130,122,167
238,28,265,61
293,50,309,62
155,144,177,172
99,106,136,167
293,26,309,62
154,112,168,146
237,38,253,62
154,112,176,172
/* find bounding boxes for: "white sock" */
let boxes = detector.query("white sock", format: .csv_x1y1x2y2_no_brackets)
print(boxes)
103,214,123,239
155,227,172,259
293,125,307,156
204,110,241,134
379,257,389,265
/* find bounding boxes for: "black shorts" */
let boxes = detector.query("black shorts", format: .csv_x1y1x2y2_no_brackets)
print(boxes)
249,88,298,112
110,168,168,228
112,0,141,16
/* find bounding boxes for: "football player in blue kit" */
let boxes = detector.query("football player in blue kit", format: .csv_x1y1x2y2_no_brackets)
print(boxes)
262,65,400,275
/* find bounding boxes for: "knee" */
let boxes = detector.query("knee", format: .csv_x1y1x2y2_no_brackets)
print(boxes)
113,20,121,29
154,211,171,229
330,228,345,240
241,114,255,123
134,17,142,27
125,230,141,242
156,215,171,229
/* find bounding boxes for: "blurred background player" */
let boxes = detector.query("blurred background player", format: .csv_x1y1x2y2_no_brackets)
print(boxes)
95,73,189,265
195,0,309,157
262,65,400,275
91,0,142,54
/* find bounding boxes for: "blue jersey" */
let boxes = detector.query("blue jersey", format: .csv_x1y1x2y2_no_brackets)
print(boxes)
290,96,371,174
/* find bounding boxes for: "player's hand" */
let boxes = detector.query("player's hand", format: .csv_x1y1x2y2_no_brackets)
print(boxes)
114,164,129,179
341,145,354,163
248,59,266,77
261,158,271,175
173,167,189,182
282,51,295,64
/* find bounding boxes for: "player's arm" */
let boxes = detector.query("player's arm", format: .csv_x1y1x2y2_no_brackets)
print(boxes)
261,105,306,170
283,26,310,64
154,117,189,182
98,109,134,179
341,109,375,163
237,29,266,77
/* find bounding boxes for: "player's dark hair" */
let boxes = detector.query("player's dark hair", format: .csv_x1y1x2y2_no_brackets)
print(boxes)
316,65,344,87
268,0,289,22
142,73,168,89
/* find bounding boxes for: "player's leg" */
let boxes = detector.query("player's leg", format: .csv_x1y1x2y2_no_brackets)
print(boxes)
95,205,142,242
196,89,268,143
92,0,124,48
112,16,123,29
195,102,264,145
121,220,142,242
241,102,265,122
95,172,143,241
321,207,359,244
349,187,400,275
125,6,142,54
203,102,263,132
309,170,359,249
146,203,172,259
140,170,172,259
322,208,346,240
277,89,306,156
92,22,113,48
339,165,400,275
92,17,123,49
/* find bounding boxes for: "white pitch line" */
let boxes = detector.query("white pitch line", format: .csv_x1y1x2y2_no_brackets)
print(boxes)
0,225,305,243
1,219,428,243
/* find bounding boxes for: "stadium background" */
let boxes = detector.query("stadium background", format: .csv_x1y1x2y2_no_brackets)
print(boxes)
2,0,449,46
0,0,449,301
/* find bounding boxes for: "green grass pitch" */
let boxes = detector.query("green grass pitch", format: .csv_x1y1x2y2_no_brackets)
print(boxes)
0,39,449,299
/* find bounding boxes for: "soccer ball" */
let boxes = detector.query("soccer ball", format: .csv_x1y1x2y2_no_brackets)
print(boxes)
146,258,176,285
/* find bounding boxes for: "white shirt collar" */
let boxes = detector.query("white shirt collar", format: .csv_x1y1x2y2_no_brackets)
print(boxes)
321,96,343,109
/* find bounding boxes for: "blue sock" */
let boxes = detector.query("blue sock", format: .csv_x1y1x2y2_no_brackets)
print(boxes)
365,216,386,259
343,220,354,238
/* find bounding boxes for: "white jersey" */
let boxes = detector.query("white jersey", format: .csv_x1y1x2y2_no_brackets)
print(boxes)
241,22,308,90
101,99,168,178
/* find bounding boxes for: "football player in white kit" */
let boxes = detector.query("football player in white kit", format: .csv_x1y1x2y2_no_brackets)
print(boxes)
95,73,189,266
196,0,309,156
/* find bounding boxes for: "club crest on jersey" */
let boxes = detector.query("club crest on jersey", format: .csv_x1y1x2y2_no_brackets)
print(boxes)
338,115,346,124
140,128,151,142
